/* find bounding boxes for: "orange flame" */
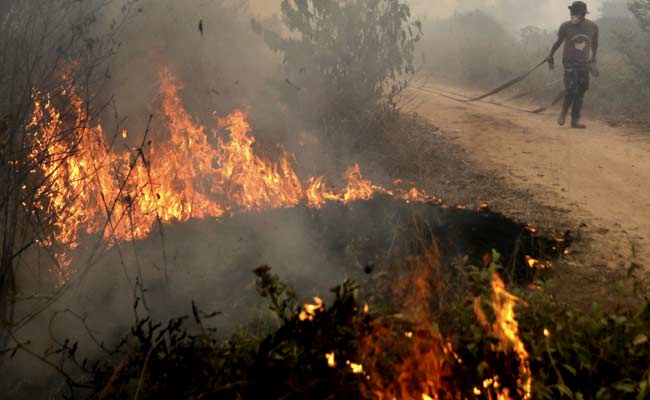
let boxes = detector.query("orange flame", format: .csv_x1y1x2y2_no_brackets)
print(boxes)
299,297,324,321
26,66,435,278
325,352,337,368
359,243,456,400
474,272,532,400
525,256,553,270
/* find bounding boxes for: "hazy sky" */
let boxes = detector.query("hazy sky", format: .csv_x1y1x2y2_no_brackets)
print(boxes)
249,0,606,30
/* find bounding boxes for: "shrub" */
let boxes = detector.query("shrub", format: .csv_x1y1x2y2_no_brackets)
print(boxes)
20,258,650,399
630,0,650,33
253,0,421,129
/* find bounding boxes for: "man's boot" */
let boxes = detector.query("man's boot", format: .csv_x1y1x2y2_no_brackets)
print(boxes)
571,92,586,129
558,95,572,126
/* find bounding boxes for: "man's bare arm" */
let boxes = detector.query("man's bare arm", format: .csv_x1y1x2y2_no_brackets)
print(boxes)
591,25,599,62
546,23,566,70
548,37,564,59
546,36,564,69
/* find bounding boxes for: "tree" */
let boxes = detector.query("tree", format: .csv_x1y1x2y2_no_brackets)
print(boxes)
0,0,138,352
254,0,421,128
601,0,633,18
630,0,650,33
624,1,650,82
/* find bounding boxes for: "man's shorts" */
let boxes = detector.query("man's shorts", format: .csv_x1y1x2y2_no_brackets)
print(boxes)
564,64,590,94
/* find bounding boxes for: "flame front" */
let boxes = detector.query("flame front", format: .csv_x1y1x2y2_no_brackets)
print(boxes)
26,67,434,276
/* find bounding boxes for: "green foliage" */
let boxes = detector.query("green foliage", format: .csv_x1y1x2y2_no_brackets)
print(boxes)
520,290,650,399
253,0,421,126
76,267,369,399
430,264,650,400
42,261,650,399
253,264,299,321
627,1,650,91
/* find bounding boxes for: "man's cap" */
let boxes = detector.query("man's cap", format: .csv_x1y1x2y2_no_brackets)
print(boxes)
569,1,589,15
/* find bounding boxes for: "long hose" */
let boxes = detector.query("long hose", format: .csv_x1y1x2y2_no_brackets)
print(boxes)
465,59,549,102
416,57,566,114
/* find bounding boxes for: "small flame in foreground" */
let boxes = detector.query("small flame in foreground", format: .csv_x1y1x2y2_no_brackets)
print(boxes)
325,352,336,368
526,256,553,270
346,360,364,374
474,273,532,400
299,297,324,321
359,243,455,400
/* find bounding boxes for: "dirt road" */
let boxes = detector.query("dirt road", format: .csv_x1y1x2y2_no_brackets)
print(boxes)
406,83,650,282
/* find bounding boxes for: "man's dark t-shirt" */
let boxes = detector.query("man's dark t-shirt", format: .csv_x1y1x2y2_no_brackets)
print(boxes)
558,19,599,66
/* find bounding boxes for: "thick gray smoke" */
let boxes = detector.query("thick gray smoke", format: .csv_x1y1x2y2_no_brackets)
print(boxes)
2,1,399,397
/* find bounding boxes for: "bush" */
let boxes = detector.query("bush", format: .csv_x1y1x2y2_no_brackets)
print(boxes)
253,0,421,129
630,0,650,33
22,252,650,399
626,1,650,84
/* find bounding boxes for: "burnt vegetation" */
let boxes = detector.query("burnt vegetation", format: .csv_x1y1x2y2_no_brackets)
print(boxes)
1,1,650,400
12,223,648,399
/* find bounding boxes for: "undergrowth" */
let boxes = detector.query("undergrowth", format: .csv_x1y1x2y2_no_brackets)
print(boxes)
19,251,649,400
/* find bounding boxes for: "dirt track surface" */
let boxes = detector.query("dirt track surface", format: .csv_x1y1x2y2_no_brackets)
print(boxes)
405,83,650,297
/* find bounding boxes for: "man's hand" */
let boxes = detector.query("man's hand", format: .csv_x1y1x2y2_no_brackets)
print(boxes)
546,55,555,70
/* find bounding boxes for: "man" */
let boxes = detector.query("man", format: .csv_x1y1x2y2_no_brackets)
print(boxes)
547,1,599,129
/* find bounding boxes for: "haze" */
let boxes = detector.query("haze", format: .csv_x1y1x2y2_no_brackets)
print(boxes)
251,0,607,29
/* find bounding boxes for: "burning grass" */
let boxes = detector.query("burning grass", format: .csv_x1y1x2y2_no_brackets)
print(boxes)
22,240,649,400
25,66,434,281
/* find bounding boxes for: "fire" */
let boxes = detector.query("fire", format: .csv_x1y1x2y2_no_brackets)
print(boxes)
342,164,381,203
24,66,549,396
474,272,532,400
325,352,336,368
359,242,456,400
26,66,435,277
346,360,365,374
525,256,552,270
299,297,324,321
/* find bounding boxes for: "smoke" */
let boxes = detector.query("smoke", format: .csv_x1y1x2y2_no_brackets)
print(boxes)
411,0,606,30
250,0,610,31
2,1,401,397
5,0,624,397
96,0,284,136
